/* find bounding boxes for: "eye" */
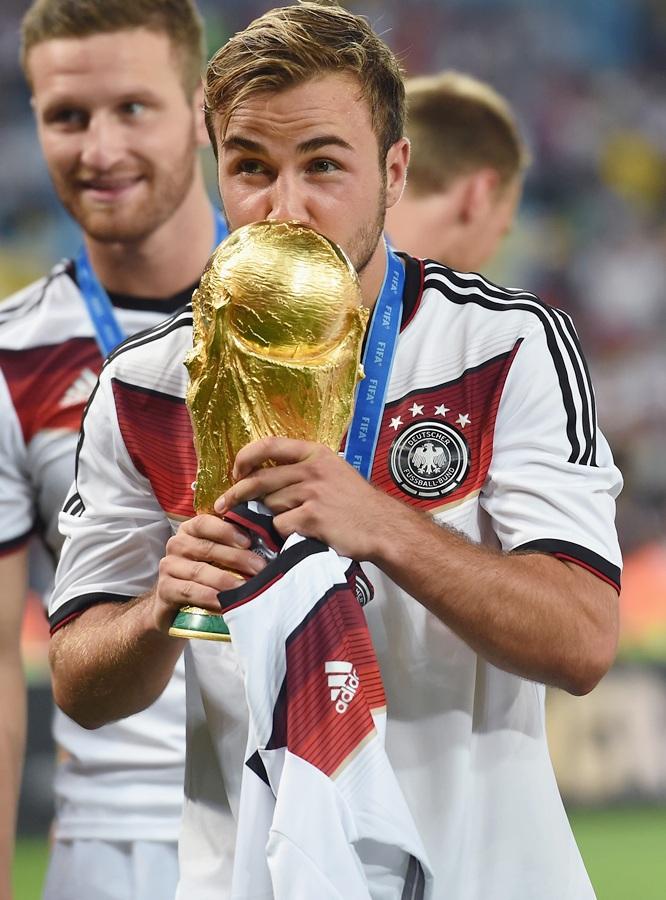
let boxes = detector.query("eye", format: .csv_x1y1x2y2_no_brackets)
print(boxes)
309,159,339,174
121,101,145,117
237,159,267,175
45,107,88,130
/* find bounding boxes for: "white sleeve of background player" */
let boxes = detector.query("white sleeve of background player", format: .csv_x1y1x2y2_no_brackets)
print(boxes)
0,368,33,550
27,430,79,559
481,318,622,587
49,365,172,630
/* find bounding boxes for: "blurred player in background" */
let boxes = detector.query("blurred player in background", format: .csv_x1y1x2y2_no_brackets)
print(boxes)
0,1,224,898
386,70,530,271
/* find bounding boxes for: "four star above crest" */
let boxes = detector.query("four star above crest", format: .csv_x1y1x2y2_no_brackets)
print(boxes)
388,406,471,430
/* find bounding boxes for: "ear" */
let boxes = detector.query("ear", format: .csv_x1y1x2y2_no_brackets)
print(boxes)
459,168,501,224
385,137,410,209
192,80,210,148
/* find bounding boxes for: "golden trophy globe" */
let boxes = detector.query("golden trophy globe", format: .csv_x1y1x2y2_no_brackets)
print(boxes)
169,221,368,640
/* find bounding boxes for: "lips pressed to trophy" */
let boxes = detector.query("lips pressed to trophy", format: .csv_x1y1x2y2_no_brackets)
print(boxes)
168,220,368,640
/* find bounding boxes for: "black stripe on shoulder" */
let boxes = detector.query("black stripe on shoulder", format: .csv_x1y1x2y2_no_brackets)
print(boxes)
423,264,596,467
0,526,35,556
103,304,193,368
0,263,70,324
512,538,621,591
556,311,598,465
72,373,104,508
49,591,133,633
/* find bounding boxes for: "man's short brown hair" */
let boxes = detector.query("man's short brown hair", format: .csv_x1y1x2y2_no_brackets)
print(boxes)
204,1,405,161
21,0,205,96
404,71,530,196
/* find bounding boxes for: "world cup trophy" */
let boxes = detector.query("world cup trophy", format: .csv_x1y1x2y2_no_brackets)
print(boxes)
169,221,368,640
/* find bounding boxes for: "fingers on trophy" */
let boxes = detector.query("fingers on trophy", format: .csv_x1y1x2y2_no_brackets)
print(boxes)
169,220,368,641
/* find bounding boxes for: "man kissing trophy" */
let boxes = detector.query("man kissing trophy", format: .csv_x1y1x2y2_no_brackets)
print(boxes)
169,219,368,640
167,220,431,896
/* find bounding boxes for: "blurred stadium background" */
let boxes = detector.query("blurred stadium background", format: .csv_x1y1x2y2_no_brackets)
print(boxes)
2,0,665,897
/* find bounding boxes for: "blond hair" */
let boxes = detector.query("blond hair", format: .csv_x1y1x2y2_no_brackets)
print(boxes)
21,0,205,96
404,70,530,195
204,1,405,160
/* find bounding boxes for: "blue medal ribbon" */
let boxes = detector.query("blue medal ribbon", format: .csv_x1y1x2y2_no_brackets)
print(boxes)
76,208,227,358
343,243,405,479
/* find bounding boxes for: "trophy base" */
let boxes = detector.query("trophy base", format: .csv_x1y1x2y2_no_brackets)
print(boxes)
168,606,231,641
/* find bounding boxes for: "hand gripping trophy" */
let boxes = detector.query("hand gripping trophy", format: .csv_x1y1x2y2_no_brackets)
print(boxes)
169,220,368,640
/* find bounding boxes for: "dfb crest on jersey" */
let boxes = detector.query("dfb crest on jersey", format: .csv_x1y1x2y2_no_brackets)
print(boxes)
389,420,469,499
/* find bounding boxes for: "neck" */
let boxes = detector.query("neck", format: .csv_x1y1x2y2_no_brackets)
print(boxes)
358,237,390,311
83,167,214,299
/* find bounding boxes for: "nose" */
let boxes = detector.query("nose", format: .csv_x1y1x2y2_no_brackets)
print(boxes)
79,112,126,170
265,174,310,225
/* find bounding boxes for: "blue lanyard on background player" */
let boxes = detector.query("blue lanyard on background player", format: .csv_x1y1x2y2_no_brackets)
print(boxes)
76,208,227,358
343,243,404,480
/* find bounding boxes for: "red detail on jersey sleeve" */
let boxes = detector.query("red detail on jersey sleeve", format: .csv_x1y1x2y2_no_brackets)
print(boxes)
553,554,621,594
49,609,84,635
0,339,102,443
371,342,521,511
112,380,197,518
284,585,385,777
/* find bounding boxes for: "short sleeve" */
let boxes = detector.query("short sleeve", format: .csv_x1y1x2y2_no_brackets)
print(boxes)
481,318,622,590
0,368,33,553
49,366,173,630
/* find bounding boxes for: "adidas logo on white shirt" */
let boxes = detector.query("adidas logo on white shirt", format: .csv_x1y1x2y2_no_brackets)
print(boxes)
59,368,98,409
325,661,360,714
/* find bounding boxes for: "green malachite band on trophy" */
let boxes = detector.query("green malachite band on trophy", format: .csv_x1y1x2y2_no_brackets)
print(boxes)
169,607,231,641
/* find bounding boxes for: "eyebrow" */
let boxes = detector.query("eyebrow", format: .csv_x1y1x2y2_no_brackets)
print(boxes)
222,134,354,154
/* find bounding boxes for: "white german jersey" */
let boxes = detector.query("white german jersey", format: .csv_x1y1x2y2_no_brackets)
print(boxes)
204,504,430,899
51,255,622,897
0,261,190,840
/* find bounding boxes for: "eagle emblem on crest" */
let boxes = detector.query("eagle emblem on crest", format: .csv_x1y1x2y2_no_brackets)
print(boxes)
389,420,470,499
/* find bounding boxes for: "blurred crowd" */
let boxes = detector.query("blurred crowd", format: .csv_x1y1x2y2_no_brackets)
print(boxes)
1,0,665,643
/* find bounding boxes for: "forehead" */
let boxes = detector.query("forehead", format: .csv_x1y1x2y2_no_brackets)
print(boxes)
28,28,181,101
220,73,374,145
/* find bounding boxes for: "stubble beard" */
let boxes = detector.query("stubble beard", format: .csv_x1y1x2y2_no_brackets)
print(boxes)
60,133,199,245
349,183,387,277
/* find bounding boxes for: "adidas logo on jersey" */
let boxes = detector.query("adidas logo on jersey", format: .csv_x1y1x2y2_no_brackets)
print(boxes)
325,660,360,714
59,368,98,409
